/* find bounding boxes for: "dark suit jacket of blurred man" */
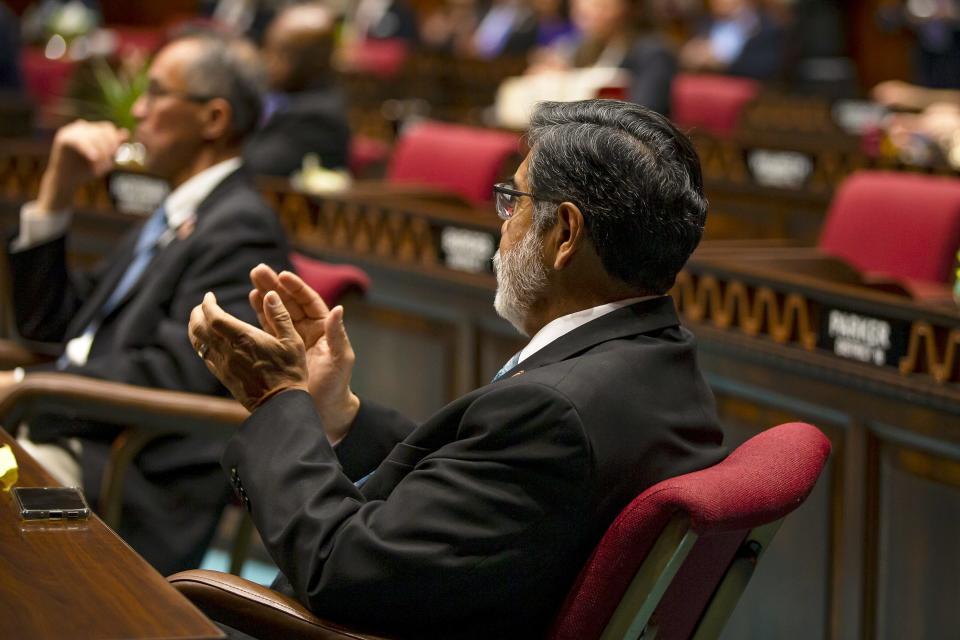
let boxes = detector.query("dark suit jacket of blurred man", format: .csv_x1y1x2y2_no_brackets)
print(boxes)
224,296,725,639
243,83,351,177
7,168,291,574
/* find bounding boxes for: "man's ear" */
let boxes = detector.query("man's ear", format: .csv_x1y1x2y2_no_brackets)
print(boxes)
201,98,233,140
552,202,586,270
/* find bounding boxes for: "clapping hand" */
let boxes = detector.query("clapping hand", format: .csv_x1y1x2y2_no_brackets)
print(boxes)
248,264,360,442
189,291,309,413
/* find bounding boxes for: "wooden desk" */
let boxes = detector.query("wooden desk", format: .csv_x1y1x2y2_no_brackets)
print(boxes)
0,429,224,639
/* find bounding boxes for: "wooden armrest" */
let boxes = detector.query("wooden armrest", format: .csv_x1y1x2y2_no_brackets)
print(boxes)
0,339,58,369
168,570,390,640
0,372,248,435
0,373,249,527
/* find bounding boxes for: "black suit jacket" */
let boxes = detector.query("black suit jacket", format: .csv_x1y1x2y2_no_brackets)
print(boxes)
708,13,785,81
6,168,291,572
243,86,351,177
223,296,725,638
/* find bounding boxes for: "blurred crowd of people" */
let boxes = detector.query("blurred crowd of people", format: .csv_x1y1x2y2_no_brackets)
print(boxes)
1,0,959,168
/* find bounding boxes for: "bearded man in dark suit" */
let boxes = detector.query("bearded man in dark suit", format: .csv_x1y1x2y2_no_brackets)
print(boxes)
2,33,291,574
191,99,725,638
243,3,351,177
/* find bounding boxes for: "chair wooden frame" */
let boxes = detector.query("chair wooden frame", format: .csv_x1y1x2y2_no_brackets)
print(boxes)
166,509,787,640
598,514,783,640
0,367,248,532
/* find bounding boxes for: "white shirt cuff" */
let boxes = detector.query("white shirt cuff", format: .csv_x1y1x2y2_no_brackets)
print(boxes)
11,201,72,251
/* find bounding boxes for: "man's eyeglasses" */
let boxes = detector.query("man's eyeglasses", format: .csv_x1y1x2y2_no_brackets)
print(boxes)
143,82,217,106
493,182,550,221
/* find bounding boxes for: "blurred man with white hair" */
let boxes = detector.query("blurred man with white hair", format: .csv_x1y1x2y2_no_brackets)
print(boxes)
3,33,291,573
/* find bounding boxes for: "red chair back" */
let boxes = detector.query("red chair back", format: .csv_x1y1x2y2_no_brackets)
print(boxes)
818,171,960,284
20,48,75,111
290,252,371,305
349,135,391,179
386,121,520,205
348,39,409,78
671,74,759,136
549,422,830,640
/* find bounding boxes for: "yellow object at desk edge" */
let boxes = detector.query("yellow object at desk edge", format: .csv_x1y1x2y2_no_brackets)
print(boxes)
0,444,18,491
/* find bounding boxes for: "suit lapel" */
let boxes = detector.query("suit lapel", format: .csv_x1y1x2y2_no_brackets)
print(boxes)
87,168,250,325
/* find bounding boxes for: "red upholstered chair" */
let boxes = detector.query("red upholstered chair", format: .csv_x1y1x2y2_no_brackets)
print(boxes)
290,252,371,305
20,48,76,113
549,422,830,640
348,135,391,179
671,74,760,136
818,171,960,286
346,39,409,78
385,120,521,205
170,422,830,639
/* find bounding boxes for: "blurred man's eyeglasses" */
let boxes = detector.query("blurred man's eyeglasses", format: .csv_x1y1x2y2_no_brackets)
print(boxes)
143,82,217,106
493,182,556,221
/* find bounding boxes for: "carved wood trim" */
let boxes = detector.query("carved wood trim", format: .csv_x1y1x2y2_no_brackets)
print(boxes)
675,268,960,386
899,322,960,383
673,271,819,350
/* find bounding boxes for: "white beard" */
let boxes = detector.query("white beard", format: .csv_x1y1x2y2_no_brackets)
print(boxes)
493,227,549,336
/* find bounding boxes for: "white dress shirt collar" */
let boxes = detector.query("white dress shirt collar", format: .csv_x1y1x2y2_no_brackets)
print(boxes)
518,296,656,365
162,156,243,229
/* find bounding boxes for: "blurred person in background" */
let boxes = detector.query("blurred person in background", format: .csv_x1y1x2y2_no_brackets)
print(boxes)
351,0,419,43
528,0,676,116
471,0,539,58
877,0,960,90
679,0,785,80
243,2,350,176
883,100,960,168
1,33,291,574
0,2,23,92
872,79,960,110
420,0,481,56
201,0,289,41
422,0,539,59
531,0,576,47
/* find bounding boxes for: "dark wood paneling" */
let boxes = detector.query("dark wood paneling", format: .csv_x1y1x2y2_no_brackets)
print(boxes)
874,439,960,640
347,302,460,422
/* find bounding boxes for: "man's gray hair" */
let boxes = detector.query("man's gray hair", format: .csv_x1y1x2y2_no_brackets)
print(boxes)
526,100,708,294
180,34,266,139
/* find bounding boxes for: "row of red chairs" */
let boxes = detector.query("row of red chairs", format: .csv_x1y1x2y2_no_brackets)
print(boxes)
380,118,960,289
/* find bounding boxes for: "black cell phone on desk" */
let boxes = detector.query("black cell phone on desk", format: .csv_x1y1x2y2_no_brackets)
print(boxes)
13,486,91,520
